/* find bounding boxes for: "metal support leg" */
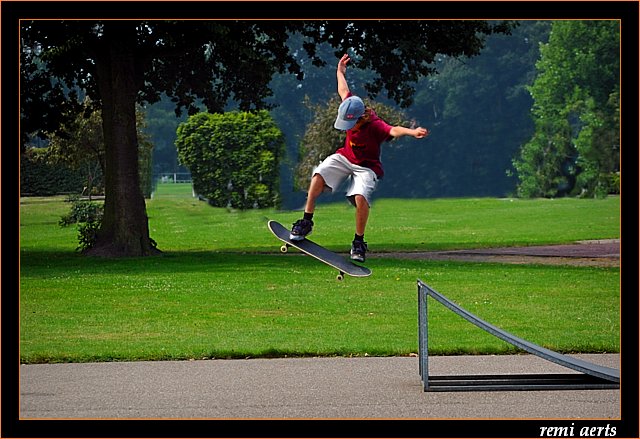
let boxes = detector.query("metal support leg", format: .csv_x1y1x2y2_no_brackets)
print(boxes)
417,281,429,390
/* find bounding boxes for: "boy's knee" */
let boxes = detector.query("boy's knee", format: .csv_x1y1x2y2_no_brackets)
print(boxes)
308,173,328,197
354,194,369,207
312,173,325,185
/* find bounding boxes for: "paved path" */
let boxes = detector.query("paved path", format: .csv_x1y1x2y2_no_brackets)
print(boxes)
20,354,619,420
376,239,620,267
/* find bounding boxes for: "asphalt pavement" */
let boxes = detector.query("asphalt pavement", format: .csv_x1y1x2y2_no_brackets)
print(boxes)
20,354,620,420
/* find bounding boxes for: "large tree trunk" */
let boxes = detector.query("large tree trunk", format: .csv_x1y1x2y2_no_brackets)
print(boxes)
85,23,160,257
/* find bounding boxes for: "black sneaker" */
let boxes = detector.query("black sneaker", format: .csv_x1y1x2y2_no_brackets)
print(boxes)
350,240,368,263
290,218,313,241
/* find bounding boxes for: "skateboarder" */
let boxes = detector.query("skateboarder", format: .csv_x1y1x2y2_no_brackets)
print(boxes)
290,53,429,263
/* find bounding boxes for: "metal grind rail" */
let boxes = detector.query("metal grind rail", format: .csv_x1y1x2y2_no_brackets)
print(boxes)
417,280,620,391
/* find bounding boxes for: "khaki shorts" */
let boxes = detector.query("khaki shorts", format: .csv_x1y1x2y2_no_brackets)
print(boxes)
313,153,378,207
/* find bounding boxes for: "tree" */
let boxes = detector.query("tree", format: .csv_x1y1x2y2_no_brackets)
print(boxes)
21,21,305,256
176,111,284,209
46,99,154,198
387,20,552,198
513,20,620,198
21,20,515,256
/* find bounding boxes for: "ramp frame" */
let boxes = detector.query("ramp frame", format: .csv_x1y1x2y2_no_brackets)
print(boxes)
417,280,620,392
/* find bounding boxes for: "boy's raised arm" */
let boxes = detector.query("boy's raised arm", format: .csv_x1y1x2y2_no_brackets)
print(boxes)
337,54,351,100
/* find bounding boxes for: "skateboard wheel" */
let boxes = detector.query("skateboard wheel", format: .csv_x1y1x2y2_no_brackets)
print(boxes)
336,273,344,281
280,245,288,253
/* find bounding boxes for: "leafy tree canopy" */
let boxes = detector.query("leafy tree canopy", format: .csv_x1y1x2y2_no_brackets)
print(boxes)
513,20,620,198
21,20,516,142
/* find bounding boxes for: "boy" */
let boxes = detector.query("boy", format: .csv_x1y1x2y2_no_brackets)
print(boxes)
290,54,429,262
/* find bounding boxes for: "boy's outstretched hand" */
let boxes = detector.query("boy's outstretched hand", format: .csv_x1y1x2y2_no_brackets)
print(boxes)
413,127,429,139
338,53,351,74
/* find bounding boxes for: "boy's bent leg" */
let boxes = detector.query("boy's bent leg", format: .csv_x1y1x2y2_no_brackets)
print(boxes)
290,173,326,241
304,173,326,214
306,154,351,213
354,194,369,236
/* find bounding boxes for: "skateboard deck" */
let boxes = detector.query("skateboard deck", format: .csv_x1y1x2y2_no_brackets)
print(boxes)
268,220,371,280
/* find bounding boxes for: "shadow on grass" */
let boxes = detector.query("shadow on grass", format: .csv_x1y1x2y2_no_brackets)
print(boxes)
19,249,320,276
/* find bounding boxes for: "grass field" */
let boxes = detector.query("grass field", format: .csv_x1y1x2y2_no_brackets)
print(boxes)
19,184,620,363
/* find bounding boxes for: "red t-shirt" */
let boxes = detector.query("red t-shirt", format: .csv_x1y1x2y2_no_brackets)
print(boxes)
336,95,393,178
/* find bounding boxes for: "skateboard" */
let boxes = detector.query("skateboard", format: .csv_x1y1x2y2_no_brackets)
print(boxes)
267,220,371,281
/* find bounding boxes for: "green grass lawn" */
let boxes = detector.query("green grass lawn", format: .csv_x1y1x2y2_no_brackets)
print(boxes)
19,184,620,363
145,185,620,253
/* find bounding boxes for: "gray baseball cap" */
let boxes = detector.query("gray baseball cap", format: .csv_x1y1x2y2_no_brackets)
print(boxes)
334,96,365,130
